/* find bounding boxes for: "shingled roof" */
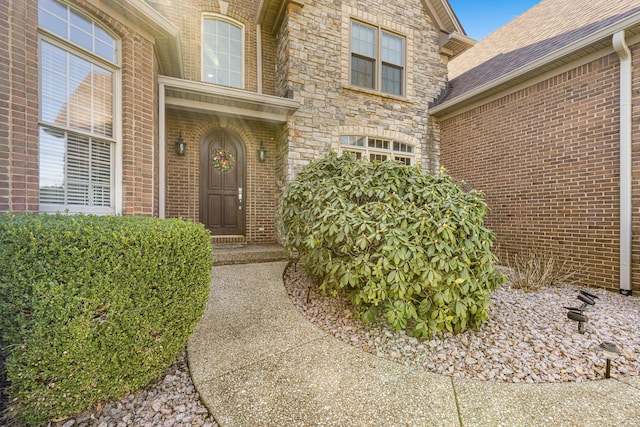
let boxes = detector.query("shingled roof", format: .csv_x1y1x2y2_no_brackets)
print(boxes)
431,0,640,115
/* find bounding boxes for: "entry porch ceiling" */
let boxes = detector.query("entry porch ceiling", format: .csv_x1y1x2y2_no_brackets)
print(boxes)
159,76,299,123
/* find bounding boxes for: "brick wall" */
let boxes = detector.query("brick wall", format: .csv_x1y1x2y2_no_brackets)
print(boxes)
0,0,158,216
148,0,271,94
0,0,39,213
165,111,281,244
121,32,157,216
150,0,282,242
439,46,640,291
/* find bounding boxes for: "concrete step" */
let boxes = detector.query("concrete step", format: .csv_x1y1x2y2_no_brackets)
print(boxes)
211,244,289,266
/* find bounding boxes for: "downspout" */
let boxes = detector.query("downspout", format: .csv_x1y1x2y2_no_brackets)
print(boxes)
612,31,632,295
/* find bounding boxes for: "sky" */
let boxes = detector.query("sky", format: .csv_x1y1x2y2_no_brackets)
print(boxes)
448,0,540,40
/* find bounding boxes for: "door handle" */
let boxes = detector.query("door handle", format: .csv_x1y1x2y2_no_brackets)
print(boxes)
238,187,243,203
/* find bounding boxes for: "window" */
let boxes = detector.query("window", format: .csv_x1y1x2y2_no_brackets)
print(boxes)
340,135,414,165
38,0,118,213
350,22,404,96
202,16,243,88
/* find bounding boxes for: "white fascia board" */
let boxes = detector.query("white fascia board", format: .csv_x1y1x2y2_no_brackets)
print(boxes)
159,75,299,115
108,0,184,78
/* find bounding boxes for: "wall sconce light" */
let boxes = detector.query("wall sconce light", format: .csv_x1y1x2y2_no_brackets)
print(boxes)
175,131,186,156
257,141,267,163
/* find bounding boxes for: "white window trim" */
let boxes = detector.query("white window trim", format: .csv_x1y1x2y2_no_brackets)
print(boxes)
37,2,122,215
349,20,406,97
340,135,415,165
201,13,245,89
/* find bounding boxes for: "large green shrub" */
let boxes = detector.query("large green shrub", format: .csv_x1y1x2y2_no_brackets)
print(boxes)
0,214,212,425
280,153,505,338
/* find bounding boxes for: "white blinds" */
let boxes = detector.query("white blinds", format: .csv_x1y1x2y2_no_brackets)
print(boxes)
39,128,112,207
38,0,117,212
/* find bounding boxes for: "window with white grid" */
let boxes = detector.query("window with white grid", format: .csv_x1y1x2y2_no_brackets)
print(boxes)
202,16,244,88
38,0,118,213
340,135,415,165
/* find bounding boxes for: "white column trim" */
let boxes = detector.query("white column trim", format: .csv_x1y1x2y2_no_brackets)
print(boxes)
159,82,166,219
257,24,263,93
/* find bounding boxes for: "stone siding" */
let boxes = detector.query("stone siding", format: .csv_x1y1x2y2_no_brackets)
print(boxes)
276,0,448,180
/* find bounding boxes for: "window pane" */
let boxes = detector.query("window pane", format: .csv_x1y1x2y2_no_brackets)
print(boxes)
94,27,116,62
70,9,93,51
69,8,92,33
351,23,375,57
393,142,414,153
38,0,116,63
38,0,116,211
351,56,374,89
341,135,414,165
229,71,242,88
70,25,93,52
39,0,67,37
368,138,389,150
203,18,243,88
370,153,388,162
41,42,69,124
340,135,367,147
41,41,113,138
382,32,403,66
39,127,66,204
91,139,112,206
382,64,402,95
39,126,113,208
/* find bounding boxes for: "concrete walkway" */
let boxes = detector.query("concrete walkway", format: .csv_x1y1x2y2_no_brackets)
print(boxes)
188,262,640,426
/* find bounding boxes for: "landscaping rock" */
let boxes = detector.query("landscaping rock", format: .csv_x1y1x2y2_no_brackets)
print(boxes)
284,264,640,383
44,351,217,427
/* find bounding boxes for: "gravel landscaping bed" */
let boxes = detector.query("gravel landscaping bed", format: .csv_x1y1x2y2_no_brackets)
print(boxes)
284,263,640,383
57,350,217,427
1,350,217,427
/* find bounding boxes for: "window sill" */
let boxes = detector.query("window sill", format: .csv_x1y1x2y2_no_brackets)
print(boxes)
344,85,411,103
39,205,116,215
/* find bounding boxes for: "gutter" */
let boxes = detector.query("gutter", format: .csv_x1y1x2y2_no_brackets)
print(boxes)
123,0,185,78
612,31,633,296
431,10,640,116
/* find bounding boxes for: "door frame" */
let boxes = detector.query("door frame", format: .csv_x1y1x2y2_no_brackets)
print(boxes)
199,128,246,235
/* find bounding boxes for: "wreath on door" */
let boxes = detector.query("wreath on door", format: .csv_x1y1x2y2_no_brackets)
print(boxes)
211,148,235,172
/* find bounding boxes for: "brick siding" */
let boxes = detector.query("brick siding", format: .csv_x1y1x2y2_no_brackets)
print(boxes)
0,0,39,213
3,0,450,247
164,111,281,244
0,0,158,216
439,46,640,291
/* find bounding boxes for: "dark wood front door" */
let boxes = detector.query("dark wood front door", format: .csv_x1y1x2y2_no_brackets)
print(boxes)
200,129,245,235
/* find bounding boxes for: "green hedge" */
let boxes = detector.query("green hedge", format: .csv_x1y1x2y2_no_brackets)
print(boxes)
280,153,505,338
0,214,212,425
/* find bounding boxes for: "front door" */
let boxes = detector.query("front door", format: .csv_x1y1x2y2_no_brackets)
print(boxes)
200,129,245,235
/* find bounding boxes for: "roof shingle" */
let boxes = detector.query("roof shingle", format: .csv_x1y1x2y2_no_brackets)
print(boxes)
439,0,640,107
